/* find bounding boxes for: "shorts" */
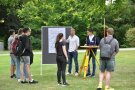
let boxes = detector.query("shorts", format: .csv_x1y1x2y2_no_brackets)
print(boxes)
10,54,16,65
20,56,30,65
100,59,115,72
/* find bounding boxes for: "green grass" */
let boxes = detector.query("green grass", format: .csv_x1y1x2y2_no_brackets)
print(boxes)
0,50,135,90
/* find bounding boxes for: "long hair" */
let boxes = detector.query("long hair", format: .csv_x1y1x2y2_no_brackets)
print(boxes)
55,33,63,48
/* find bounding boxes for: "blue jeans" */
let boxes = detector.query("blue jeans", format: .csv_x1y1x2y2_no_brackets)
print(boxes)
16,57,28,79
68,51,79,73
87,51,97,76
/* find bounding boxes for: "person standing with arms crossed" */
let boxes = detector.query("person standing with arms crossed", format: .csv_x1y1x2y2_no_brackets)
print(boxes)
66,28,80,76
97,28,119,90
55,33,69,86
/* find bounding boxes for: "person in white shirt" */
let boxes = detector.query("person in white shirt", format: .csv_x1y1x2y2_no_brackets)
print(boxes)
66,28,80,76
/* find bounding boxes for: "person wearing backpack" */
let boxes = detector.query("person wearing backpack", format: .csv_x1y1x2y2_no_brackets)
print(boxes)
85,28,100,77
19,28,38,84
97,28,119,90
12,28,28,82
8,29,16,78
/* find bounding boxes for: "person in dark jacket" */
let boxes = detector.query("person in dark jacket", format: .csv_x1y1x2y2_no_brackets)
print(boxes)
85,28,100,77
55,33,69,86
20,28,38,84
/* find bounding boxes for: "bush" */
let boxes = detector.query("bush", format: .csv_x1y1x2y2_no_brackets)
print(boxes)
126,28,135,47
30,36,41,50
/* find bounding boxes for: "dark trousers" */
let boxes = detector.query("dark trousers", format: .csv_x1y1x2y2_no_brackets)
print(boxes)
30,52,33,65
87,51,97,76
56,55,66,83
68,51,79,73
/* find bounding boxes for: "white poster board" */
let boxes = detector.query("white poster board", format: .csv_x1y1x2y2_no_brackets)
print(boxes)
48,28,66,53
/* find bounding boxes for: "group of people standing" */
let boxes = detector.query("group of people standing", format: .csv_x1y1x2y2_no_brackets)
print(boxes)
8,28,38,84
8,27,119,90
55,28,119,90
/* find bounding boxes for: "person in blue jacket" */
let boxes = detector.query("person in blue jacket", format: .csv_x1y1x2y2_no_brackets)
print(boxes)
85,28,100,77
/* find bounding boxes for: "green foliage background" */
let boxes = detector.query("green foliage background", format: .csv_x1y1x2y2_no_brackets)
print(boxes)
0,0,135,49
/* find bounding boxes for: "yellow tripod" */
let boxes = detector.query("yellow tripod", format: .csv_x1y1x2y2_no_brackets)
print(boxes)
79,46,99,80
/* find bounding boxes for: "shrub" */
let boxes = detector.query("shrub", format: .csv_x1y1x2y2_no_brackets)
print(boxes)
30,36,41,50
126,28,135,47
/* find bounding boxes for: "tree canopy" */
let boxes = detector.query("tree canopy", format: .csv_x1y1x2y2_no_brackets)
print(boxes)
0,0,135,49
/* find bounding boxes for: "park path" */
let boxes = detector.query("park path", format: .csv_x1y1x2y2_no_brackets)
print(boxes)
0,48,135,56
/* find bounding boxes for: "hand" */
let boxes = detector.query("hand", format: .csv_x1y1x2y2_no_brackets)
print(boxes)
66,57,68,63
84,44,87,46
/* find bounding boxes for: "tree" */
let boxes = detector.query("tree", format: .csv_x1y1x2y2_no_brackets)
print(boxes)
0,0,30,49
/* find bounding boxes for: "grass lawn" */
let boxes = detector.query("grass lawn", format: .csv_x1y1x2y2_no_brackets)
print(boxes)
0,50,135,90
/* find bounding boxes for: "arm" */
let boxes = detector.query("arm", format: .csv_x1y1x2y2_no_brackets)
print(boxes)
115,40,119,54
66,36,70,43
62,45,68,62
76,37,80,50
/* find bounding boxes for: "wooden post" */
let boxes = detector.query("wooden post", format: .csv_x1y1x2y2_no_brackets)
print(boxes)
104,18,106,38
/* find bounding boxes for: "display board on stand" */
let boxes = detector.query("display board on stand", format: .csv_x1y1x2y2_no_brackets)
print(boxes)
41,26,71,64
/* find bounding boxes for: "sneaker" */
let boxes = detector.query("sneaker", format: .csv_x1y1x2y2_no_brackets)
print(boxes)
105,87,114,90
10,75,14,78
66,72,71,75
97,86,102,90
18,79,21,82
13,74,16,78
86,73,91,77
75,72,78,76
97,83,102,90
20,81,28,84
90,75,95,77
62,82,69,86
58,82,62,85
10,74,16,78
29,80,38,84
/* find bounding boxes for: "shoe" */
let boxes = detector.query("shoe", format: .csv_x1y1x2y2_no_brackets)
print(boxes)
86,73,91,77
75,72,78,76
58,82,62,85
29,80,38,84
10,75,14,78
90,75,95,77
105,87,114,90
13,74,16,78
66,72,71,75
97,83,102,90
62,82,69,86
20,81,28,84
10,74,16,78
18,79,21,82
97,86,102,90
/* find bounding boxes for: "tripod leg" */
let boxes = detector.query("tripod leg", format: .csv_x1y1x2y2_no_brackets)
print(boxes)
79,50,87,76
91,49,100,66
83,50,90,79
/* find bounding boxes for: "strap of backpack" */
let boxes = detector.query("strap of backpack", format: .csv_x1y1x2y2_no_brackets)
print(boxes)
108,38,114,44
